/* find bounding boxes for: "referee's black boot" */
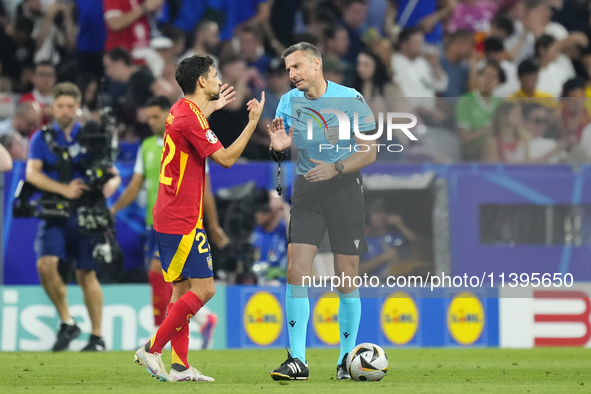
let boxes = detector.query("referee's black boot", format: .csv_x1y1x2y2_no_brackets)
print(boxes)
52,323,81,351
336,353,352,380
81,334,106,352
270,350,309,380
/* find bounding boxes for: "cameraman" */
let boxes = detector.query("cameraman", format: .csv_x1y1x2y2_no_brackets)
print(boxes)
25,82,121,352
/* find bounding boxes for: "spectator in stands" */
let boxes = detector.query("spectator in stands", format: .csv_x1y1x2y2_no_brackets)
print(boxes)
322,25,353,84
208,55,264,159
440,30,475,98
535,34,575,97
523,102,568,163
446,0,498,34
354,48,400,98
0,131,26,161
484,101,531,163
103,47,155,108
0,78,16,120
217,0,272,42
257,58,290,156
20,61,55,123
323,25,350,63
340,0,369,63
32,0,76,65
323,57,347,86
483,37,519,97
0,17,36,91
103,0,164,63
251,191,290,285
561,77,591,143
457,62,505,161
238,26,272,77
360,199,415,279
489,13,515,42
77,73,100,123
0,134,14,170
0,102,42,147
385,0,455,45
392,27,448,123
75,0,106,78
510,58,553,101
181,21,221,71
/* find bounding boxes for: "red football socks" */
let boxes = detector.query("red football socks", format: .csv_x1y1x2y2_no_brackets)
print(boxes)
148,291,203,354
148,271,173,326
169,301,190,369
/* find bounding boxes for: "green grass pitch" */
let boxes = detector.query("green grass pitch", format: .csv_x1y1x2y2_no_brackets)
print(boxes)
0,348,589,393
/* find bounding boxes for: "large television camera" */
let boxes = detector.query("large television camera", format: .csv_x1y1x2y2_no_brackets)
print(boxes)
13,107,118,236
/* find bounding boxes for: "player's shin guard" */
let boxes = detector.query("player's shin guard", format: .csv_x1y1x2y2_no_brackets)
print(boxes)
286,284,309,363
337,288,361,365
148,292,203,354
168,302,190,370
149,271,173,326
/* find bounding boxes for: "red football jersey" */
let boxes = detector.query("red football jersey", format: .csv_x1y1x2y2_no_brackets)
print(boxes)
103,0,150,53
153,99,223,234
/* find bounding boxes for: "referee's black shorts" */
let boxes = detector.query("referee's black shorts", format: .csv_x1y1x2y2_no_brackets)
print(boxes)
289,171,368,255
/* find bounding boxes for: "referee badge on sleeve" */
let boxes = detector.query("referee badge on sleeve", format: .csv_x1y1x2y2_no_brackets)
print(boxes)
206,129,218,144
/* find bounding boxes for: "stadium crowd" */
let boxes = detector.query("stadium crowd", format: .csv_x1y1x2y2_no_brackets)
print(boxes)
2,0,591,164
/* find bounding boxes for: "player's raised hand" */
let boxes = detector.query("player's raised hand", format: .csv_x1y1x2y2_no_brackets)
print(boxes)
211,83,236,111
247,91,266,122
267,117,293,151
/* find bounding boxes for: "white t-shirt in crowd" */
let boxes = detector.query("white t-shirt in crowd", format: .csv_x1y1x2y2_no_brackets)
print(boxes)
537,55,576,97
391,52,448,110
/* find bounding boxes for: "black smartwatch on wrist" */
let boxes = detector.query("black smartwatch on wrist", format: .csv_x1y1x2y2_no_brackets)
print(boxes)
335,161,344,175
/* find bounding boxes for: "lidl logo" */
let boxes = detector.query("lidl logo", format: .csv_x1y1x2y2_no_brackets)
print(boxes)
313,292,340,345
243,292,283,346
381,292,419,345
447,291,485,346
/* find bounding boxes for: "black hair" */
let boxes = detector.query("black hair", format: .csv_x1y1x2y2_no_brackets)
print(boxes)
534,34,556,57
353,48,391,96
484,37,505,54
517,58,541,77
146,96,172,110
491,14,515,36
561,77,586,98
106,47,133,67
323,24,347,41
175,55,215,95
398,27,423,46
481,61,507,84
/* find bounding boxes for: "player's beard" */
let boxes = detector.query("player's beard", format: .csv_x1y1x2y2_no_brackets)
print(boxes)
210,87,221,101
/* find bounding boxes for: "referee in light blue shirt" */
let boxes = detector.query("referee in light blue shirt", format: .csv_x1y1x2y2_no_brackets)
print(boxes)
268,42,377,381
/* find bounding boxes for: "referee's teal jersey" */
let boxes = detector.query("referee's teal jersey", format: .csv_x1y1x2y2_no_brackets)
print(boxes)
275,80,376,175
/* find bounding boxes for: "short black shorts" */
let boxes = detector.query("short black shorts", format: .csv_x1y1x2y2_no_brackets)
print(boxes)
289,171,367,255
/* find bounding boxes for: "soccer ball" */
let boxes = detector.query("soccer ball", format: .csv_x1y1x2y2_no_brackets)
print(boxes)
346,343,388,381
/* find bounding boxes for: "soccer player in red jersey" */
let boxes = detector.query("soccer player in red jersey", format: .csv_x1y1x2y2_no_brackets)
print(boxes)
134,55,265,382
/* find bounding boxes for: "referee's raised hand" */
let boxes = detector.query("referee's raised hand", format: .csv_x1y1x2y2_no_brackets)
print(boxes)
267,117,293,151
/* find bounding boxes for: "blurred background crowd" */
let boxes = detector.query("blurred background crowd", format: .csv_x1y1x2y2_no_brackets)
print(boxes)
3,0,591,285
3,0,591,164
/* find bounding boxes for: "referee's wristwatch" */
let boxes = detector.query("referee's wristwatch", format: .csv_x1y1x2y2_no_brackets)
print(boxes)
335,161,344,175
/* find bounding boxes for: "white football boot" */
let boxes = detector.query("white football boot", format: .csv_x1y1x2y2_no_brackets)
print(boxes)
169,365,215,382
134,345,170,382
